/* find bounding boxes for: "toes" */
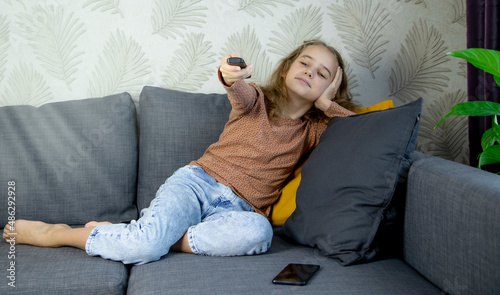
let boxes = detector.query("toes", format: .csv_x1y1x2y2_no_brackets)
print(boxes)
84,221,111,228
3,222,17,243
84,221,98,228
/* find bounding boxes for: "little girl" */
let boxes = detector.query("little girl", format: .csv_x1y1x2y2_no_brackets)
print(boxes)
3,40,358,265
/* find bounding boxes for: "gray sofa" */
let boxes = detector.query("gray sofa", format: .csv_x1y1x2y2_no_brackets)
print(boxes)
1,86,499,295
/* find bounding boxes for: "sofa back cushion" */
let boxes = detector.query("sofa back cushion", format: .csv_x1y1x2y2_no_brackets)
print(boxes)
0,93,138,226
137,86,231,210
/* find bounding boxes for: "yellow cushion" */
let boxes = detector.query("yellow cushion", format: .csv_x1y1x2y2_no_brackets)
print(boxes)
353,100,394,114
270,165,302,226
270,100,394,226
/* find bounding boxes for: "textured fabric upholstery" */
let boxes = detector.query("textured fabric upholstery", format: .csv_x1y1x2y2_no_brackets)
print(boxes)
0,94,138,226
0,243,129,294
137,86,231,210
405,153,500,295
280,99,422,265
3,85,497,294
127,229,441,295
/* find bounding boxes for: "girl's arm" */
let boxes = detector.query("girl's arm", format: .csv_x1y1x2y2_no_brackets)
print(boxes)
218,54,258,112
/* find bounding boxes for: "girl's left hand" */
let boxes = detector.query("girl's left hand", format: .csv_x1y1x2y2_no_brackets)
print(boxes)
314,67,342,111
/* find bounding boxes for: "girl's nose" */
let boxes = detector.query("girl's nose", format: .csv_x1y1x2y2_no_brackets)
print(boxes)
305,70,312,77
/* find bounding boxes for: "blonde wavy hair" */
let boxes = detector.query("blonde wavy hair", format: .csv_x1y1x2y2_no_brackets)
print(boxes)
261,39,359,123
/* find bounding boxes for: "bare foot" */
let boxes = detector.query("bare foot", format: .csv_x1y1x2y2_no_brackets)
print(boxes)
3,220,72,247
170,231,193,254
84,221,112,228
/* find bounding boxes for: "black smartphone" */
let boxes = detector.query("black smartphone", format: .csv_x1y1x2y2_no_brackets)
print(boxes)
227,57,247,69
272,263,320,286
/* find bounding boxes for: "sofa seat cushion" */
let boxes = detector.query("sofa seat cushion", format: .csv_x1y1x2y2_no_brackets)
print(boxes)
0,243,129,295
0,93,139,226
127,229,441,295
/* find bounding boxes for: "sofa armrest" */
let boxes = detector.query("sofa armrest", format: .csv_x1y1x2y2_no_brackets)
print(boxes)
404,152,500,295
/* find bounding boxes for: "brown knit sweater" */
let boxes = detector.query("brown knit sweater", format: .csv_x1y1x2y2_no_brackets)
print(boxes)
191,80,354,218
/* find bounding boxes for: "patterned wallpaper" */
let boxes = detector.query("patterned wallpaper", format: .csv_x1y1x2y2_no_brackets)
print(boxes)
0,0,467,163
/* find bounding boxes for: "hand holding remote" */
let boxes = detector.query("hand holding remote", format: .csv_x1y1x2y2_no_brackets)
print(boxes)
227,57,247,69
220,54,253,86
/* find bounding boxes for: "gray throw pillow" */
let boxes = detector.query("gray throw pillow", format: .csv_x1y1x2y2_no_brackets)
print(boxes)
137,86,231,211
280,98,422,266
0,93,138,226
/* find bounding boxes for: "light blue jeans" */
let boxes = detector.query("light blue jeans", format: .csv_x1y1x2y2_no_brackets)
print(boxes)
85,165,273,265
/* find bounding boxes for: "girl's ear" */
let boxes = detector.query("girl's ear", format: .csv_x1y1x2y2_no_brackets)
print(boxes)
280,66,288,78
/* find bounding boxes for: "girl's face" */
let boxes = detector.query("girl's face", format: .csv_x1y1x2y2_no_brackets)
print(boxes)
285,45,339,103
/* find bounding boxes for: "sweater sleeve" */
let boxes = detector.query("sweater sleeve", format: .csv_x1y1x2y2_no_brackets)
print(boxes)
324,101,356,118
218,68,259,113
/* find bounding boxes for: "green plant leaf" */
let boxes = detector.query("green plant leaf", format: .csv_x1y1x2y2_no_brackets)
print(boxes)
435,101,500,129
494,116,500,144
495,75,500,87
480,116,500,150
447,48,500,78
478,145,500,168
481,128,497,151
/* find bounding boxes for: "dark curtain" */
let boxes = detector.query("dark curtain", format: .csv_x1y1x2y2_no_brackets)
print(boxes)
466,0,500,171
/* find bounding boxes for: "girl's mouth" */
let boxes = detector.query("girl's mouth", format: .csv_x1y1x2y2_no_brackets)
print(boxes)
295,77,311,88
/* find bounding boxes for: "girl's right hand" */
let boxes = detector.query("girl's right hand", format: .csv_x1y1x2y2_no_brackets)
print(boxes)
219,53,253,86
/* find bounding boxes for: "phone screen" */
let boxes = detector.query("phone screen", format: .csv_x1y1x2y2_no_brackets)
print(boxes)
272,263,320,286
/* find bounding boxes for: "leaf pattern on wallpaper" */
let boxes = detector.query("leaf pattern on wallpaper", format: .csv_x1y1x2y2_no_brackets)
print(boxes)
458,60,467,78
88,30,150,97
267,5,322,56
151,0,207,40
419,90,468,164
396,0,427,8
162,33,215,92
389,19,451,103
83,0,123,18
328,0,390,79
452,0,466,27
238,0,297,18
0,15,9,82
345,63,360,98
222,26,273,86
17,5,85,89
1,63,52,107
